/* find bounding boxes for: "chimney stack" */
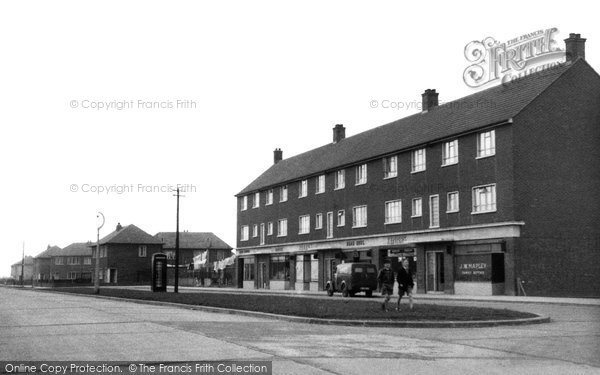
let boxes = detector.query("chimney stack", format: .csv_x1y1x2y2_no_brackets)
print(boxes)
421,89,439,112
333,124,346,143
116,223,123,231
273,148,283,164
564,33,586,62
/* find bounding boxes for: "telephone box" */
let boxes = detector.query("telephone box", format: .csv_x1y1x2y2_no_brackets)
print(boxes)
152,253,168,292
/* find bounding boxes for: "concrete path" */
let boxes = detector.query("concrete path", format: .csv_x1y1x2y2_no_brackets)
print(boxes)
1,287,599,374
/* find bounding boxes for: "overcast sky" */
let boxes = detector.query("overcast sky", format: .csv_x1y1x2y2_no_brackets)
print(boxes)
1,1,598,277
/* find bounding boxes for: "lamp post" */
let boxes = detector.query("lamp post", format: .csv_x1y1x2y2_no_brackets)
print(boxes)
94,212,105,294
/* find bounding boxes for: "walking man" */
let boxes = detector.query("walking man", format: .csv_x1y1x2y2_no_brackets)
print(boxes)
396,258,414,311
377,259,395,311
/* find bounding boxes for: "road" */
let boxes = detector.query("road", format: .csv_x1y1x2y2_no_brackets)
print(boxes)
1,287,599,374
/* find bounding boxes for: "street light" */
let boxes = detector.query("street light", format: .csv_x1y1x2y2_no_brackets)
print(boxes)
94,211,105,294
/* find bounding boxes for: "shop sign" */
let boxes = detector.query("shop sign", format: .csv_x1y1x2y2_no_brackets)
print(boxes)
455,254,492,282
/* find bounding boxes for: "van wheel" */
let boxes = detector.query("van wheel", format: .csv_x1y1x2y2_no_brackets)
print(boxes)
365,290,373,298
341,284,349,297
326,285,334,297
349,291,355,297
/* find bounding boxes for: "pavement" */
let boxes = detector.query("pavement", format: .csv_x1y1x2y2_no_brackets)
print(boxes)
1,287,599,375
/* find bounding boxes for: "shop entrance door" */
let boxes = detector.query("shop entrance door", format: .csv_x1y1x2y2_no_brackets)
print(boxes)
257,262,267,289
426,251,444,292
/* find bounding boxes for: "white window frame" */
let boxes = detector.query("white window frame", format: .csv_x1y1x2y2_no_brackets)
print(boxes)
138,245,147,257
316,175,325,194
252,224,258,238
355,164,367,185
266,189,273,205
411,148,426,173
67,272,78,280
411,198,422,217
472,184,497,214
299,180,308,198
429,195,440,228
326,212,334,238
277,219,288,237
299,215,310,234
352,205,368,228
54,257,63,265
383,156,398,179
337,210,346,227
447,191,459,213
384,199,402,224
267,222,274,236
442,140,459,166
280,185,288,202
334,170,345,190
241,225,249,241
260,223,265,245
253,192,260,208
83,257,92,265
477,130,496,158
315,213,323,229
241,196,248,211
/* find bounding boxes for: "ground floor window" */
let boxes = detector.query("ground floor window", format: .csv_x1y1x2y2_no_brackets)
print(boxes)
67,272,78,280
243,258,255,281
270,255,290,281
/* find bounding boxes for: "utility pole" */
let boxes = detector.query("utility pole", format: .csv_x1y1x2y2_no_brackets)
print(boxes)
173,187,184,293
20,242,24,287
94,212,105,294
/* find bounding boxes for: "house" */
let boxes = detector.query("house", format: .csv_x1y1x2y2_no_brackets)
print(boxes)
155,231,233,286
33,245,62,282
91,223,163,285
49,242,93,281
235,34,599,297
10,256,34,283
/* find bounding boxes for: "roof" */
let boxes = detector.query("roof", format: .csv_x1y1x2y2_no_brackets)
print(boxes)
96,224,163,246
57,242,92,256
11,256,34,267
238,59,588,195
34,245,62,258
155,232,232,250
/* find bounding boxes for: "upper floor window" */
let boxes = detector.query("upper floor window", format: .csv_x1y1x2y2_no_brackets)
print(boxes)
383,156,397,178
241,196,248,211
252,224,258,238
299,180,308,198
277,219,288,237
280,185,288,202
83,257,92,265
334,170,345,190
477,130,496,158
472,184,497,213
411,148,426,172
447,191,459,212
240,225,249,241
352,205,368,228
267,222,274,236
316,175,325,194
355,164,367,185
442,140,459,166
252,192,260,208
429,195,440,228
385,200,402,224
315,213,323,229
54,257,64,265
138,245,147,257
299,215,310,234
412,197,422,217
266,189,273,205
66,257,80,265
337,210,346,227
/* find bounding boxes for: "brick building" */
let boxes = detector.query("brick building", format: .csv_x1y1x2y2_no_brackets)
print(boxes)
10,256,34,283
235,35,599,297
91,223,163,285
49,242,93,281
33,245,62,282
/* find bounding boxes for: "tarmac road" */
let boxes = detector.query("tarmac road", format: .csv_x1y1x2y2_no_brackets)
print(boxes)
1,287,598,374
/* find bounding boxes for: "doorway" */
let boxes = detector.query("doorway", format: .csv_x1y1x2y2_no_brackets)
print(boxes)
426,251,444,292
257,262,267,289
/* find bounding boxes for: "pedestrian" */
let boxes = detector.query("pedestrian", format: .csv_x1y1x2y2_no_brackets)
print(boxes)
377,259,395,311
396,258,414,311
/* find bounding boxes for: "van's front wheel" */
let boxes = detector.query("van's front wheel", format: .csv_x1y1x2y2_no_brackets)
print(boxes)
341,284,349,297
365,290,373,298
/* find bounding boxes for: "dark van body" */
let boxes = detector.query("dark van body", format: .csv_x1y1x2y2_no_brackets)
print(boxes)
326,262,378,297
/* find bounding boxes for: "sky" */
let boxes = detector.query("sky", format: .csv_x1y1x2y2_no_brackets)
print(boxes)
1,1,598,277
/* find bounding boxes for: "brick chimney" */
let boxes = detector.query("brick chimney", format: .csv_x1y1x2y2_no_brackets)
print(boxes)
421,89,439,112
273,148,282,164
116,223,123,231
333,124,346,143
564,33,586,62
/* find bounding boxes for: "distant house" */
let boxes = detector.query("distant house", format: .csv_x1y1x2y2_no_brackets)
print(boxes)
10,256,34,282
50,242,93,281
33,245,62,281
91,223,163,285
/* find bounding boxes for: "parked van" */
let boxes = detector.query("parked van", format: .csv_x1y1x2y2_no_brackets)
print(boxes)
325,262,378,297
